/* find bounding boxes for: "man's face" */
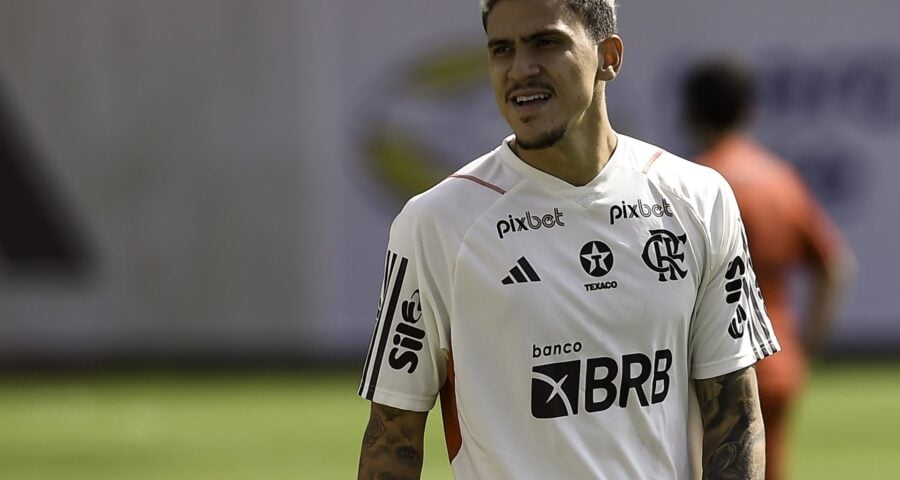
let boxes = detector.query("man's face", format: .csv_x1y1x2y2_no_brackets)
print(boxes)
485,0,602,150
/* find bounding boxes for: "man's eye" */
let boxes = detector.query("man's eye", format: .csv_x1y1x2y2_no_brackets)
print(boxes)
536,38,558,48
492,46,512,56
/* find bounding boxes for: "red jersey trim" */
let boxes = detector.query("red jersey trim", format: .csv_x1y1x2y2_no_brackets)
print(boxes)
642,150,664,174
439,351,462,463
449,174,506,195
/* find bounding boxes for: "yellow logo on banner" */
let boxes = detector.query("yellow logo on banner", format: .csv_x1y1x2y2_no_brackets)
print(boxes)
361,44,508,200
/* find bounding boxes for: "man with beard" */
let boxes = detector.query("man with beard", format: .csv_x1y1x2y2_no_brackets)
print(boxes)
358,1,778,478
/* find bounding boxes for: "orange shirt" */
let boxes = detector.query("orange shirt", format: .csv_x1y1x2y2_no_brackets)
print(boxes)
696,135,843,392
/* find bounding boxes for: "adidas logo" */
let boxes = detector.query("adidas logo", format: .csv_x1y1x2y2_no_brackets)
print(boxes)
502,257,541,285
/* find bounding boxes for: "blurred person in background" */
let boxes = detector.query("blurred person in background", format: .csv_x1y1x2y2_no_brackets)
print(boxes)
683,59,855,480
357,1,780,479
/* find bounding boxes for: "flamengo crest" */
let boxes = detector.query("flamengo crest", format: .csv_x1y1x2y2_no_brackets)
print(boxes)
642,229,688,282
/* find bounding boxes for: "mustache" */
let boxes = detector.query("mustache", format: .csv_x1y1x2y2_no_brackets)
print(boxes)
505,82,555,101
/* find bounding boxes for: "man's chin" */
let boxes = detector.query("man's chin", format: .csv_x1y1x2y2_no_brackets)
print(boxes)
516,127,567,151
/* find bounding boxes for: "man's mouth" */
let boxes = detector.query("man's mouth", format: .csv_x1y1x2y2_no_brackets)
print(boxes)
513,93,552,106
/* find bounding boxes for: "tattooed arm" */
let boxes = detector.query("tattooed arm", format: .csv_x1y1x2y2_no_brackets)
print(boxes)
358,402,428,480
694,366,765,479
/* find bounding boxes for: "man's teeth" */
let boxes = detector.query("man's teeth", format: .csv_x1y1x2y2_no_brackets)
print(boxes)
515,94,550,105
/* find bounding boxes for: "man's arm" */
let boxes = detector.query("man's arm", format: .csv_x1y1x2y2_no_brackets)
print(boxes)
804,248,856,357
358,401,428,480
694,366,765,479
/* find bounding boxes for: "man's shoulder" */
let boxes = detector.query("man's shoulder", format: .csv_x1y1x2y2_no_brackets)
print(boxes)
621,135,729,200
392,145,520,233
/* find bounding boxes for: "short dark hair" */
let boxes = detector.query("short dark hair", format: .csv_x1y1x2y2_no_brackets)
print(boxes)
682,59,756,133
480,0,617,43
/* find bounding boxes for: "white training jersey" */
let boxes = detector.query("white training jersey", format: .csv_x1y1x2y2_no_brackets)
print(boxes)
359,134,779,479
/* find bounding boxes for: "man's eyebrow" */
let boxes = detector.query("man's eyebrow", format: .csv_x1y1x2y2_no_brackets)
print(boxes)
487,28,567,49
521,29,566,44
487,37,512,49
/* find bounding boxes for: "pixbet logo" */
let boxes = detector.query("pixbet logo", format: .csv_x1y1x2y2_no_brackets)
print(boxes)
496,208,565,239
388,290,426,373
610,199,673,225
531,349,673,419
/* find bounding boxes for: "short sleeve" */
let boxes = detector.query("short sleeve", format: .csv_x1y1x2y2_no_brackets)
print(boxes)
689,178,781,380
357,204,450,412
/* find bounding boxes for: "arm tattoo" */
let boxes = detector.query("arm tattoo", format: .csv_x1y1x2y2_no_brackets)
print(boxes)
695,366,765,479
358,403,427,480
363,415,386,448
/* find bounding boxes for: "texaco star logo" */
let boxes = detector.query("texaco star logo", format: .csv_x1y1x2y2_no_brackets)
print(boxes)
642,229,688,282
580,241,614,277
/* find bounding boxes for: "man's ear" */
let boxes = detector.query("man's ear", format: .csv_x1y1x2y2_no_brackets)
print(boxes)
597,35,624,81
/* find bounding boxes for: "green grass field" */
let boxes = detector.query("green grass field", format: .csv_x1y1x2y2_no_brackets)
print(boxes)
0,363,898,479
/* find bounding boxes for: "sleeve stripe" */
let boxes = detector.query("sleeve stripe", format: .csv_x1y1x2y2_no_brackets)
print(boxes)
741,280,766,359
358,251,393,397
739,223,778,360
743,273,776,360
744,311,763,361
747,316,766,360
360,253,409,400
749,298,776,359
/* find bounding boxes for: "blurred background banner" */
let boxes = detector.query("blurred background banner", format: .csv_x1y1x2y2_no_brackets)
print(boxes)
0,0,897,365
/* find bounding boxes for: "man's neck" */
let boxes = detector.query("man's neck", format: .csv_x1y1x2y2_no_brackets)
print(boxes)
511,124,618,187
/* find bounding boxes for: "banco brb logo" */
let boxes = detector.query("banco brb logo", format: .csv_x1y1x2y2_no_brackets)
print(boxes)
531,350,673,419
531,361,581,418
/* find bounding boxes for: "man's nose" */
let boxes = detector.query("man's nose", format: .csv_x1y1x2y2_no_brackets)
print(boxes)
508,51,539,81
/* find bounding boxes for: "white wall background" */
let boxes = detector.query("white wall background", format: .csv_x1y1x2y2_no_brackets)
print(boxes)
0,1,896,362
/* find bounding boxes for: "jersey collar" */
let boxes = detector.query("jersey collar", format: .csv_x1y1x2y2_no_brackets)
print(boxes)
497,134,626,199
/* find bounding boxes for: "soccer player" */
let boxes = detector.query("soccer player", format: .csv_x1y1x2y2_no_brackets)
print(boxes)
358,1,779,478
683,59,855,480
